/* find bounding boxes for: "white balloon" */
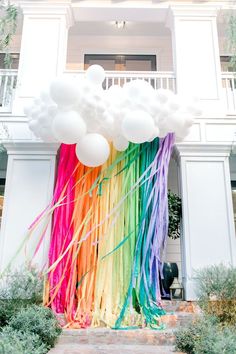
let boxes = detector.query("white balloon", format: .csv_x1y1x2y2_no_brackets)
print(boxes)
39,126,56,142
24,104,34,116
75,133,110,167
168,97,181,112
52,110,87,144
40,91,53,104
50,78,79,107
175,126,190,140
87,119,101,133
28,119,39,132
47,104,58,117
85,65,105,86
156,89,174,104
123,79,154,100
33,98,41,106
122,110,155,144
158,129,168,138
113,136,129,151
186,104,202,116
148,101,162,116
38,113,49,125
31,106,42,119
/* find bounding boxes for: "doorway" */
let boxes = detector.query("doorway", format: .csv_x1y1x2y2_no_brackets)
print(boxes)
84,54,157,71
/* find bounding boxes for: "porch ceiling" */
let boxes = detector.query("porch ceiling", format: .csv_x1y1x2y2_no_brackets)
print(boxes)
69,21,171,36
71,2,168,23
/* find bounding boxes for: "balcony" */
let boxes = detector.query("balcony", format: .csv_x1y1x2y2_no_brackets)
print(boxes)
0,70,17,113
222,72,236,115
65,70,176,91
0,70,236,116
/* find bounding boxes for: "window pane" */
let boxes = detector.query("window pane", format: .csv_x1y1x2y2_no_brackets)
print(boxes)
125,60,153,71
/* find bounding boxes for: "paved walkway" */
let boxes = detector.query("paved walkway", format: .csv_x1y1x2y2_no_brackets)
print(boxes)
48,328,183,354
48,343,181,353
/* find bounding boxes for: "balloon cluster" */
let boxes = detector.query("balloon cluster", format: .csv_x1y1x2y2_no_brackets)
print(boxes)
25,65,201,167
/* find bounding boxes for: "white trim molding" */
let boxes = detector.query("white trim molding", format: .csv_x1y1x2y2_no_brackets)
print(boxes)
176,142,236,300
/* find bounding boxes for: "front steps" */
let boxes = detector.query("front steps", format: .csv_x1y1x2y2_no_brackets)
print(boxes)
48,344,181,354
48,301,200,354
48,329,180,354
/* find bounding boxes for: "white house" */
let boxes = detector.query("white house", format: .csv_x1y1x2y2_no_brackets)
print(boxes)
0,0,236,301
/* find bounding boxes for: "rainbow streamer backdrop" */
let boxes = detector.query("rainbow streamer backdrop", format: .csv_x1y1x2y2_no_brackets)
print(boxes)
43,134,174,328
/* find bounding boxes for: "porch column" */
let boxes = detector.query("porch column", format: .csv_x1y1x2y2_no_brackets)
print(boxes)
176,144,236,300
13,0,73,115
167,5,224,116
0,143,58,271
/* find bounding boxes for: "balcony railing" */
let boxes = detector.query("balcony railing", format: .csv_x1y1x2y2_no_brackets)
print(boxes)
1,70,236,115
65,70,176,92
0,69,17,113
222,72,236,114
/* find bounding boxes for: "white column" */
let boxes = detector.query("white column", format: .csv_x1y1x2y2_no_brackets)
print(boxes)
0,143,59,271
176,144,236,300
13,0,73,115
167,5,224,116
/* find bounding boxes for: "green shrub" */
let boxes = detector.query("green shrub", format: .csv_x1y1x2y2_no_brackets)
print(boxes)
195,264,236,324
0,265,44,327
8,305,62,349
0,326,47,354
0,298,33,327
175,316,236,354
175,315,218,353
196,264,236,301
0,265,43,301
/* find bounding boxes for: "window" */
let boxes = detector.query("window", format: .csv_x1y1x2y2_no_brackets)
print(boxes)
0,53,20,69
220,56,234,72
232,181,236,228
0,151,7,224
84,54,157,71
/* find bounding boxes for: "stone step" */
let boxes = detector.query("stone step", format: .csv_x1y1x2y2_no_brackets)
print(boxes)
48,344,183,354
159,312,197,328
161,300,201,314
57,329,176,346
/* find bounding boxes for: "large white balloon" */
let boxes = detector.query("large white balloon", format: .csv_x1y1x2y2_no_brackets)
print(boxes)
113,136,129,151
50,78,79,107
123,79,153,99
75,133,110,167
85,65,105,86
122,110,155,144
52,110,87,144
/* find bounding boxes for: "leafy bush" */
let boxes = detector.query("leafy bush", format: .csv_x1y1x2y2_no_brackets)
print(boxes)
0,298,32,328
195,264,236,324
0,326,47,354
168,190,182,239
0,265,43,301
8,305,62,349
196,264,236,301
0,265,44,327
175,315,236,354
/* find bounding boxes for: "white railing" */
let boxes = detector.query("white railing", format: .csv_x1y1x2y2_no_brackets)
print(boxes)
2,70,235,115
65,70,176,92
222,72,236,114
0,69,17,113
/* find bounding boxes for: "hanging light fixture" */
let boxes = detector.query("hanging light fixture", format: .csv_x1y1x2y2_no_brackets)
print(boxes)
115,21,126,29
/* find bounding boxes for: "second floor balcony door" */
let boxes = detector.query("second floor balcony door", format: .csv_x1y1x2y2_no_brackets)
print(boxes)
84,54,157,72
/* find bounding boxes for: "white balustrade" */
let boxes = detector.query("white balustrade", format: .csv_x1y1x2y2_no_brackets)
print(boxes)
2,70,236,116
222,72,236,115
64,70,176,92
0,70,18,113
